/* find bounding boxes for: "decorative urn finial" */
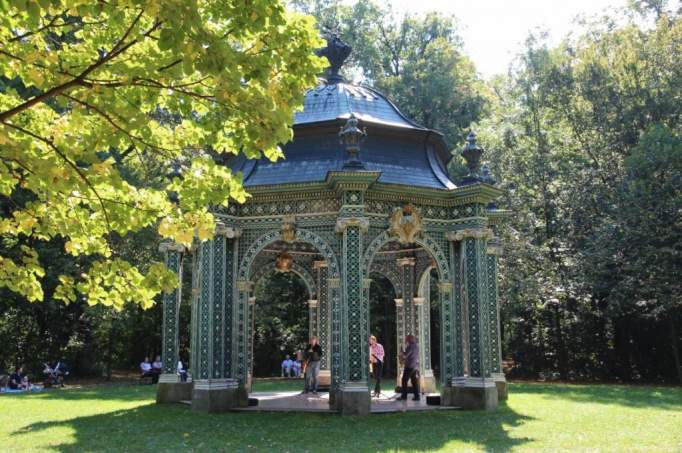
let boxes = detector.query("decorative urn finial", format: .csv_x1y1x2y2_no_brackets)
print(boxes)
316,32,351,82
339,113,367,170
481,162,496,184
461,131,484,181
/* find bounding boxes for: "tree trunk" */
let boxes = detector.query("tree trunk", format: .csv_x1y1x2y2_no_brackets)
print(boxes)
669,316,682,385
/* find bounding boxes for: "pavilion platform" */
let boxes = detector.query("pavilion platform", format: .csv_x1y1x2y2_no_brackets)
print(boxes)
228,391,459,414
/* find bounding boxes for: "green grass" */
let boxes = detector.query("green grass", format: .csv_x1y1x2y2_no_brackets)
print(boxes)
1,381,681,452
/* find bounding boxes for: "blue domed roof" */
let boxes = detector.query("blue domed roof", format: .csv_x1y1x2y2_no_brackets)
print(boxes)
228,36,456,191
294,81,427,131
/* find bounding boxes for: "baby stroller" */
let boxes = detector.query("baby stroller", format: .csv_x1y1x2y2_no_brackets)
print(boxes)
43,361,68,387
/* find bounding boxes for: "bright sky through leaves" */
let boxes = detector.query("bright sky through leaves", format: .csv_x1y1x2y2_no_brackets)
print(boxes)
389,0,627,77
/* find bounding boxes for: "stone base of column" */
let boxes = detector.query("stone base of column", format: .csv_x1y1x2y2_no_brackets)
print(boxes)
492,373,508,401
337,382,370,416
156,374,193,403
318,369,331,387
191,379,239,413
420,369,437,393
441,377,498,411
245,372,253,393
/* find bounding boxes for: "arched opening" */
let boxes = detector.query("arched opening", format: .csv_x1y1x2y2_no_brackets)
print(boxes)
368,272,398,380
242,235,337,406
365,237,445,403
252,271,309,378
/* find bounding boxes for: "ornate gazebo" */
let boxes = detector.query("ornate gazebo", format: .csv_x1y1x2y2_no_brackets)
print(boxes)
156,38,508,415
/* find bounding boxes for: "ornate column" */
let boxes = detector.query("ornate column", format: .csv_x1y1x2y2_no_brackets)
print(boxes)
335,214,371,414
156,242,190,403
314,260,332,386
308,299,319,342
443,228,498,410
190,225,242,412
394,297,405,390
487,237,507,400
395,257,416,392
328,121,379,414
247,296,256,393
233,279,252,406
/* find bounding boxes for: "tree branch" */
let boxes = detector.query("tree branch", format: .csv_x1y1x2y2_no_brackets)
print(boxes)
1,121,113,230
0,10,160,123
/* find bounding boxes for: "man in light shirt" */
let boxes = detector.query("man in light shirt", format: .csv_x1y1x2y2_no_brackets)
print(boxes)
369,335,385,397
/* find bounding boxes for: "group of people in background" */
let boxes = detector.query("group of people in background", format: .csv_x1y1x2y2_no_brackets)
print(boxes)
280,354,302,378
139,355,163,383
139,355,188,383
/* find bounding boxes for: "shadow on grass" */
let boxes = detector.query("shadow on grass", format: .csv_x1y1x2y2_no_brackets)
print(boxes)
12,396,533,452
511,382,682,411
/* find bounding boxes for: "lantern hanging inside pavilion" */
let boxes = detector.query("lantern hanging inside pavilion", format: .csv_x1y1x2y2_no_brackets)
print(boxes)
275,251,293,272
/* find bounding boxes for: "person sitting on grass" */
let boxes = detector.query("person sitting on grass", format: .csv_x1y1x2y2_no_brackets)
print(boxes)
177,360,188,382
151,355,163,383
140,357,154,382
9,366,30,391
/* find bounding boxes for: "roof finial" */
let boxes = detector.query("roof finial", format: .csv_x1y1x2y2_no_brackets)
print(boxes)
461,131,484,183
339,113,366,170
316,32,351,83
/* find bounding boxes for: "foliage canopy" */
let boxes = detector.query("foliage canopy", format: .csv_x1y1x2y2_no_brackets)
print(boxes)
0,0,325,309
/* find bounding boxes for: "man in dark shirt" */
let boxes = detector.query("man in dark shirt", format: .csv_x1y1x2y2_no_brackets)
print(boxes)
303,336,323,395
399,335,420,401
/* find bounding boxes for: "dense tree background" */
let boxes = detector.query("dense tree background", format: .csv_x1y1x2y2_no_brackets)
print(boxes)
1,0,680,385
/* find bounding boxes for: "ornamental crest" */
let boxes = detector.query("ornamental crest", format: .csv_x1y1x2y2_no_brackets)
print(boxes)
280,215,296,243
389,204,423,244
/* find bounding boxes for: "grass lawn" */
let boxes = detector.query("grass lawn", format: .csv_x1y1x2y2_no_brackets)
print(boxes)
1,380,680,452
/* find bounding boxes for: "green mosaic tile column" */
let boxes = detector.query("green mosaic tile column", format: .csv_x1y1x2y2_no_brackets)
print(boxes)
442,228,498,410
314,260,331,371
337,219,369,384
308,299,319,341
158,242,185,381
487,237,507,400
190,226,241,412
329,172,379,414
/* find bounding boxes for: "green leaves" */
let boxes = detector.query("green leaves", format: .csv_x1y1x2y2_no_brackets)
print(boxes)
0,1,326,308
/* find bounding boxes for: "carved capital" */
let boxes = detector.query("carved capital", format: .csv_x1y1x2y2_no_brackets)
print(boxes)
159,241,186,254
446,228,494,242
335,217,370,233
437,281,453,294
486,245,503,256
280,214,296,243
313,260,328,269
248,296,256,306
394,298,404,307
308,299,319,308
413,297,425,306
215,224,241,238
362,278,372,289
236,280,253,292
328,278,341,288
396,257,416,267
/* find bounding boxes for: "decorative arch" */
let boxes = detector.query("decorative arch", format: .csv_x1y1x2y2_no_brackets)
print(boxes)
250,261,317,298
417,264,436,296
362,231,449,282
238,229,340,281
368,267,402,297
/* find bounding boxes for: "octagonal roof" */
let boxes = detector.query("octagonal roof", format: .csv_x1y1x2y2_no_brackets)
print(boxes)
228,36,456,191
